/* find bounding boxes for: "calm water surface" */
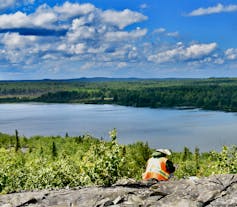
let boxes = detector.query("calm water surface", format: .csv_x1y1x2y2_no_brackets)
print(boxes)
0,103,237,151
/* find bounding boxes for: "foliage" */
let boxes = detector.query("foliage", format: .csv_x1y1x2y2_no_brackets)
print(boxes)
209,145,237,174
122,141,151,179
174,145,237,178
79,129,124,186
2,78,237,111
0,130,236,194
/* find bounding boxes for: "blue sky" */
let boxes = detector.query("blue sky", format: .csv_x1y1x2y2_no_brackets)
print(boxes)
1,0,237,80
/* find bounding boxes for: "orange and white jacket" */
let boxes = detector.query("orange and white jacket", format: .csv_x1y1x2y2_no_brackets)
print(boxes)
142,157,170,181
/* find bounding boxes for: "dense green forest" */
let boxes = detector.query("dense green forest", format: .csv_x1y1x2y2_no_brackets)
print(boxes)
1,78,237,111
0,129,236,194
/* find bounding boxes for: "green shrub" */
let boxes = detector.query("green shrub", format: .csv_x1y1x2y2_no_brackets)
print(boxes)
210,145,237,174
80,129,124,186
0,131,236,194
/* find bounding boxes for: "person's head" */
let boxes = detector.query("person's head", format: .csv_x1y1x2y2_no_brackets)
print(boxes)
152,149,171,158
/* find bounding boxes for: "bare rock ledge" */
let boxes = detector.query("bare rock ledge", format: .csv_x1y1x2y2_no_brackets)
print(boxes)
0,174,237,207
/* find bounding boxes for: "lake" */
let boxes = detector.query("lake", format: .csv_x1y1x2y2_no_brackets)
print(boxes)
0,103,237,152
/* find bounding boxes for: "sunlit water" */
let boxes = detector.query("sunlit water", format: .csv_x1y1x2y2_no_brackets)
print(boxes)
0,103,237,151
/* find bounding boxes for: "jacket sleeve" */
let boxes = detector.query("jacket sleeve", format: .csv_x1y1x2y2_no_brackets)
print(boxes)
166,160,175,173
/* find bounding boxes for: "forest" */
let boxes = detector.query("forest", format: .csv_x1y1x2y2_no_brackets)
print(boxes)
1,78,237,111
0,129,236,194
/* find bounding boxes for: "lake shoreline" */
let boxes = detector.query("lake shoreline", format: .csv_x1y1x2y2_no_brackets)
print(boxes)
0,100,234,114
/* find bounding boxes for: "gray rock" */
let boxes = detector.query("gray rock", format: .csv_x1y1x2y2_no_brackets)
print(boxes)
0,174,236,207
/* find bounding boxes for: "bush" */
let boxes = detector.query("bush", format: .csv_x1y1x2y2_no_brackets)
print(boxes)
80,129,124,186
210,145,237,174
0,131,236,194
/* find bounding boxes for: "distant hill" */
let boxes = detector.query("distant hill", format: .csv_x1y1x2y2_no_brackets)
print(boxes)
0,77,142,83
0,77,198,83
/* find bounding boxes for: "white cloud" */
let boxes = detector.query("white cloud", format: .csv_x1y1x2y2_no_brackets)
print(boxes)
80,62,95,70
0,0,15,10
225,48,237,60
117,62,128,68
185,43,217,58
0,32,61,66
0,1,231,76
140,4,148,9
0,0,35,10
148,47,180,63
167,31,179,37
0,2,149,68
101,9,147,29
0,10,58,30
0,12,30,28
54,1,95,20
188,3,237,16
70,43,87,54
148,43,217,63
0,2,94,30
153,28,166,34
105,29,147,42
66,19,97,42
0,3,148,36
42,54,59,60
1,33,37,48
32,6,57,27
214,58,224,64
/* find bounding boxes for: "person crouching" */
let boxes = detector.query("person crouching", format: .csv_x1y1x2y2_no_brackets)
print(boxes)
142,149,175,182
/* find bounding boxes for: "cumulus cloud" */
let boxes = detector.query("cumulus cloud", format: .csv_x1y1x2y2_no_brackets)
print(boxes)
101,9,147,29
54,1,95,20
1,33,37,48
105,29,147,42
0,32,60,66
0,11,58,31
31,5,58,27
66,18,97,42
184,43,217,58
0,0,35,10
152,28,180,39
0,1,149,68
63,7,147,60
148,42,218,63
0,1,231,77
188,3,237,16
0,12,31,28
225,48,237,60
0,2,147,36
0,0,16,10
0,2,94,31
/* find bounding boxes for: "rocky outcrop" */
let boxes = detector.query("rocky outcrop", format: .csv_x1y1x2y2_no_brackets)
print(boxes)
0,174,236,207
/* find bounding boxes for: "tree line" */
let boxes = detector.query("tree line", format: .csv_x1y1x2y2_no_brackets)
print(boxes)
1,78,237,111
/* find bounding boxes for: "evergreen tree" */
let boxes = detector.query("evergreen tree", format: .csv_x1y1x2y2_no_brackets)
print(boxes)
52,141,57,159
194,147,200,170
15,129,20,152
182,146,191,162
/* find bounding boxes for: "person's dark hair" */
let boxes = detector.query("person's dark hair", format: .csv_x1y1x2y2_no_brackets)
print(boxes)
166,160,175,173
